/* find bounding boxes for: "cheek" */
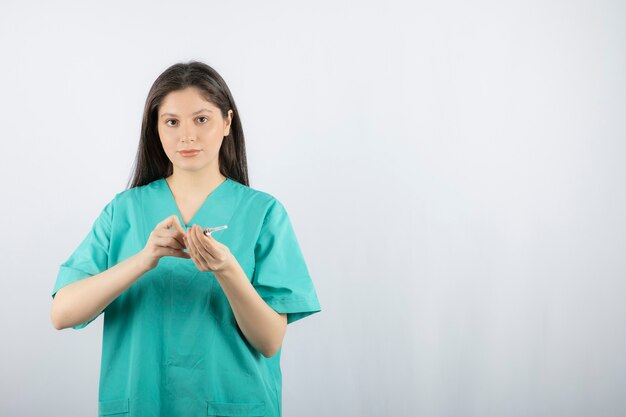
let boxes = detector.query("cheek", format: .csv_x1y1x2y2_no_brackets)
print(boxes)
204,122,223,137
158,131,176,154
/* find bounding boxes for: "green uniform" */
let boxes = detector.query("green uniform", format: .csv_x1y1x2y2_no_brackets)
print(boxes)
51,177,321,416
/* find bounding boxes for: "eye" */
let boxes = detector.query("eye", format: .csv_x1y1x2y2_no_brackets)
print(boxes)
165,119,177,127
197,116,208,123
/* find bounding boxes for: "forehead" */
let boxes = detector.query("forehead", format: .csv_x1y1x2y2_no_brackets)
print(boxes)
159,87,218,113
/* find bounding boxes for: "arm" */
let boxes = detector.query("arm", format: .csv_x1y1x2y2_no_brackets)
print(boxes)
51,214,193,330
214,255,288,358
50,252,150,330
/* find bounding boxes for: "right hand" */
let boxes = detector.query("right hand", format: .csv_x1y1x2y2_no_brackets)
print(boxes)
138,215,191,271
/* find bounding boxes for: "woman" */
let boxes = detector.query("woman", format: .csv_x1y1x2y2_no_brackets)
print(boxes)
50,61,321,417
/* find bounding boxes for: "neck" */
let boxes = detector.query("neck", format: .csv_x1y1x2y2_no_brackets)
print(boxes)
166,167,226,197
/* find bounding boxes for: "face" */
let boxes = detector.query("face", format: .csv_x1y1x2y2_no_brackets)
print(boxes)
157,86,233,176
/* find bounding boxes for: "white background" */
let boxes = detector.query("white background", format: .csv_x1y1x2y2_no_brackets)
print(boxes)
1,1,625,416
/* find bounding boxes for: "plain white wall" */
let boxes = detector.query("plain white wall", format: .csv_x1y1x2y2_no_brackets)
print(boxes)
1,0,625,416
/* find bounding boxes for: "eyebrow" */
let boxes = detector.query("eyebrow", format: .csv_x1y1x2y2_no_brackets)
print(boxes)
160,108,214,118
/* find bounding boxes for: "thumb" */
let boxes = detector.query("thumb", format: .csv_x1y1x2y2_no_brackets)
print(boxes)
170,215,186,235
156,214,179,230
158,215,186,248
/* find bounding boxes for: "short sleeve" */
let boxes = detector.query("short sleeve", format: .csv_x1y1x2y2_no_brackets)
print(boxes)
252,199,321,324
51,198,114,329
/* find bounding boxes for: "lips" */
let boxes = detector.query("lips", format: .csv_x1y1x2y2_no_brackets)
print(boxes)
179,149,201,155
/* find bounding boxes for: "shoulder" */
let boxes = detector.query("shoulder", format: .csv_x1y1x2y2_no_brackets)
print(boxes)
229,179,286,219
89,179,162,222
109,178,163,206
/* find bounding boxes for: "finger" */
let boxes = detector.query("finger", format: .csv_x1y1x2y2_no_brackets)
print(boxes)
203,230,222,247
153,235,185,250
184,230,200,260
156,215,185,247
168,216,187,247
187,231,208,269
182,233,199,266
189,251,202,269
170,215,186,237
157,228,185,238
154,229,186,249
190,226,215,264
155,214,185,233
195,226,216,264
170,249,191,259
163,247,190,258
194,225,217,259
156,214,179,230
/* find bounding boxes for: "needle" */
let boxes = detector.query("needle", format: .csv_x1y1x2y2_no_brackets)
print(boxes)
203,225,228,236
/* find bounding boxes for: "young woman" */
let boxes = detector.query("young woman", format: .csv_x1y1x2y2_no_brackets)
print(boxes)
50,61,321,417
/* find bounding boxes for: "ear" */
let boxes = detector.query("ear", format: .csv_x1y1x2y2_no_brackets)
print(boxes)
224,109,234,136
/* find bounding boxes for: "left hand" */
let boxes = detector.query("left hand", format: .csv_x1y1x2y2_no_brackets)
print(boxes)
183,224,234,273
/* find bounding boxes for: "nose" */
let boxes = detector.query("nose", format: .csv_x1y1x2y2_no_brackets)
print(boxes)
179,123,196,143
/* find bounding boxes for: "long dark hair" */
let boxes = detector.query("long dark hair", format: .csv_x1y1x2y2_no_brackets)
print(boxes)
126,61,249,189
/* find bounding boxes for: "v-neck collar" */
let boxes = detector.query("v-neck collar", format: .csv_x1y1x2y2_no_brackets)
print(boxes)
159,176,233,228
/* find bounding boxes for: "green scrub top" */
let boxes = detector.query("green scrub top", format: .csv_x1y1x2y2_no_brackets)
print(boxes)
51,176,321,417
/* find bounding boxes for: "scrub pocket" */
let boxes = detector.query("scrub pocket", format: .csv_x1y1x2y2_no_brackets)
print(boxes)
206,401,265,416
98,398,129,416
